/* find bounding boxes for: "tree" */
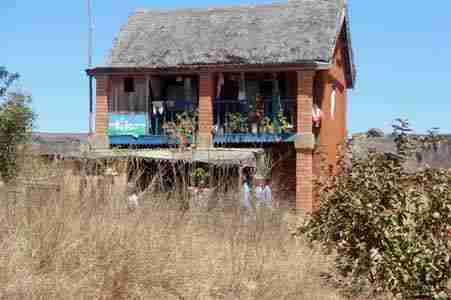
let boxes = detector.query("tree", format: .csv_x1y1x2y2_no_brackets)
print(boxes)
0,67,34,182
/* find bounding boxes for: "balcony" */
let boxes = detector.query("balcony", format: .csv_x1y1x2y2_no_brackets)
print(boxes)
106,72,299,147
108,99,197,147
212,97,296,145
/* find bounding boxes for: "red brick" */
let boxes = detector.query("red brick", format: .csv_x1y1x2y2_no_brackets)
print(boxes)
295,71,315,213
198,72,214,146
318,33,349,173
95,76,109,135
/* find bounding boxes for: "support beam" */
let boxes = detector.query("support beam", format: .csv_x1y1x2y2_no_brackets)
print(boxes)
295,70,315,213
198,72,214,148
95,75,109,135
89,75,93,134
89,75,110,150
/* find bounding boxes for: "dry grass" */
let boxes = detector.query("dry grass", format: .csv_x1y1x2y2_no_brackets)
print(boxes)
0,159,346,300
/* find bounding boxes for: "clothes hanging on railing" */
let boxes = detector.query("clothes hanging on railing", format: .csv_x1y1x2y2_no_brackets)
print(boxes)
152,101,165,134
312,104,323,128
184,77,193,101
150,77,161,101
272,73,281,129
216,73,224,99
238,72,246,101
331,87,336,119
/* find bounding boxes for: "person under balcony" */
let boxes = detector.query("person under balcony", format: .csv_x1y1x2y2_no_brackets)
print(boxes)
255,176,272,208
241,175,252,211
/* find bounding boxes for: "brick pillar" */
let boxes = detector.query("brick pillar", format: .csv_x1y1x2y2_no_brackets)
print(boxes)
295,71,315,213
198,72,214,148
95,75,109,135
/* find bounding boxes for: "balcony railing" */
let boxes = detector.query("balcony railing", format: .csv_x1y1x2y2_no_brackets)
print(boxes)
108,96,297,146
108,99,197,147
147,99,196,135
213,97,295,133
212,97,296,145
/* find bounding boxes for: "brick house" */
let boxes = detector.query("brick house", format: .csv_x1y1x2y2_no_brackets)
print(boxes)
87,0,356,213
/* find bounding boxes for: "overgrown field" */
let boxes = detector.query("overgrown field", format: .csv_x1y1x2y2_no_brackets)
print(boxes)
0,161,345,300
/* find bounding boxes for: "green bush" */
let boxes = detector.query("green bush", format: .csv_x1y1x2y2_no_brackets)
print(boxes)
299,119,451,299
0,67,34,182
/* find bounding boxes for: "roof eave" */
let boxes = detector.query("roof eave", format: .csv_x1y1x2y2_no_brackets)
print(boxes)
330,6,356,89
86,61,332,77
343,7,357,89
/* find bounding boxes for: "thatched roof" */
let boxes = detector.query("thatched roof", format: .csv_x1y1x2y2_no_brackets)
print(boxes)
100,0,354,85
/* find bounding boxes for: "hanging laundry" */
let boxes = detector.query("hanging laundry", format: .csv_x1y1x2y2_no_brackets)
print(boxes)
312,104,323,128
153,101,164,115
150,76,161,101
216,73,224,99
238,72,246,101
331,87,336,119
184,77,193,101
272,73,281,128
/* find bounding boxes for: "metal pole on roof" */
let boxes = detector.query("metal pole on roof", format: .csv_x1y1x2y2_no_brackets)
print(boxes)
88,0,94,135
88,0,93,68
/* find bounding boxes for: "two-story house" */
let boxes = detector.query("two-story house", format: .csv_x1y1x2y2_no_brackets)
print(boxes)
87,0,356,213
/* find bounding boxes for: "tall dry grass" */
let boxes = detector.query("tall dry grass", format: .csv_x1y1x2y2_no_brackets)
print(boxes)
0,158,345,300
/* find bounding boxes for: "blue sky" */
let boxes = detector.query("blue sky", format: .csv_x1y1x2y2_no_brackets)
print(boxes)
1,0,450,134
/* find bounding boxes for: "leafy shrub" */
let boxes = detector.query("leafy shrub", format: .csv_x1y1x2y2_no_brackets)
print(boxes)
191,167,208,187
299,119,451,299
0,67,34,182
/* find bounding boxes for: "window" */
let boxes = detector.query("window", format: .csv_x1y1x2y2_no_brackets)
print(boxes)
124,77,135,93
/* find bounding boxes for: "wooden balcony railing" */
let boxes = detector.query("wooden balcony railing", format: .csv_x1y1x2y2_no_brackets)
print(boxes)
213,97,296,136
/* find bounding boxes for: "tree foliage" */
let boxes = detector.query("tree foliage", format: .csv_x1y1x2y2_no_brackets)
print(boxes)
0,67,34,182
299,119,451,299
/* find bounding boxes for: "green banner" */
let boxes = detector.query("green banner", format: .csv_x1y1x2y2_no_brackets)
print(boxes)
108,113,147,138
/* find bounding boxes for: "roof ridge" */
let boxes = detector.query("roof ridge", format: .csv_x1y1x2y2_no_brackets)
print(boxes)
101,0,355,87
133,1,310,15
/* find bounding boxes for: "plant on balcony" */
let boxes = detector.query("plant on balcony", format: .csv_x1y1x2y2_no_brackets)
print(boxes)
277,110,294,134
259,117,275,134
163,111,198,146
226,112,247,134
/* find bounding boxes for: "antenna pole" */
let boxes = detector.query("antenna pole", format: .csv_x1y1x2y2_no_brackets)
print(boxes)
88,0,94,135
88,0,93,68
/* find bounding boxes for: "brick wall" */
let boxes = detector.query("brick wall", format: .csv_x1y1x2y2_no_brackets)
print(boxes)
198,72,214,147
317,33,349,172
295,71,315,213
95,75,109,135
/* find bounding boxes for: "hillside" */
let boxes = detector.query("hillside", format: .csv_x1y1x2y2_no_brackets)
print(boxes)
351,134,451,170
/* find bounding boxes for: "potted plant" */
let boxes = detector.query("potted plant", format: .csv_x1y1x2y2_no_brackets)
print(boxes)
259,117,275,134
277,110,293,134
163,111,197,148
191,167,209,188
227,112,247,134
